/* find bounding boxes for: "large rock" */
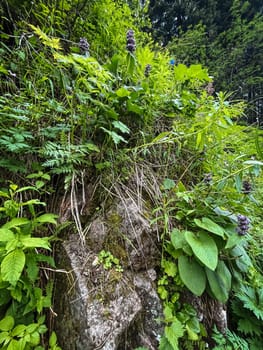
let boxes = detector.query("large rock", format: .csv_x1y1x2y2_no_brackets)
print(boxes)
54,197,163,349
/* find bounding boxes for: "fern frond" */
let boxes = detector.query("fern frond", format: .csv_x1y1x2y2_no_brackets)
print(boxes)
29,24,62,50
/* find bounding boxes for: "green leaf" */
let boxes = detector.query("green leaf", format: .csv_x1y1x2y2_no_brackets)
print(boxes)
163,178,175,190
178,255,206,296
159,336,174,350
0,316,14,331
86,143,100,152
126,52,136,75
225,233,242,249
2,218,30,229
205,260,231,303
161,259,177,277
100,127,127,145
194,217,225,237
112,121,130,134
185,231,218,270
0,228,15,241
170,229,193,255
49,332,57,347
115,87,130,97
34,213,58,225
1,249,26,286
21,237,50,250
165,320,185,350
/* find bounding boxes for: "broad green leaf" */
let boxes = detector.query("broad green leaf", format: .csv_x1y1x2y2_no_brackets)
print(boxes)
163,178,175,190
185,231,218,270
194,217,225,237
49,331,57,347
35,213,58,225
185,324,198,341
112,121,130,134
1,249,25,286
178,255,206,296
205,260,231,303
0,331,9,344
115,87,130,97
21,237,50,250
225,234,242,249
2,218,29,229
165,320,184,350
230,245,252,272
100,127,127,145
0,228,15,241
11,325,26,337
0,316,14,331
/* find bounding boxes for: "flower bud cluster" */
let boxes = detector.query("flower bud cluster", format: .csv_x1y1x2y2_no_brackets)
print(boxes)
79,37,90,56
242,180,252,194
144,64,152,77
126,29,136,53
237,214,250,236
203,173,212,185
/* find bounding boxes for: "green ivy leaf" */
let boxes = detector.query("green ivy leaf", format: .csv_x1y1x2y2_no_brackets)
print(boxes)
178,255,206,296
1,249,25,286
185,231,218,270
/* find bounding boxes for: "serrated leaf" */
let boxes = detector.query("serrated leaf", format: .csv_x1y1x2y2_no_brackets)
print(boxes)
165,320,184,350
1,249,25,286
194,217,225,237
185,231,218,270
178,255,206,296
205,260,231,303
0,316,14,331
162,259,177,277
159,336,174,350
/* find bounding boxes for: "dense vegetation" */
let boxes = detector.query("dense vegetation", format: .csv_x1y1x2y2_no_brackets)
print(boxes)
0,0,262,349
148,0,263,124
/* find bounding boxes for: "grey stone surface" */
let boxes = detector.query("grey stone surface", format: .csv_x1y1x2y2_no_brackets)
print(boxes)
54,198,163,349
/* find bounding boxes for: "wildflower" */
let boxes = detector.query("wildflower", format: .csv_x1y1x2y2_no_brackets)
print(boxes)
237,214,250,236
79,37,90,56
242,180,252,194
144,64,152,77
126,29,136,53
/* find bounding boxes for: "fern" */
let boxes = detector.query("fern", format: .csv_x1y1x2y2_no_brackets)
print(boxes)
29,24,62,50
236,285,263,320
41,141,99,174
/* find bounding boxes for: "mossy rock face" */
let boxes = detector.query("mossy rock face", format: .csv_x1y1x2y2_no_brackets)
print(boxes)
54,197,163,349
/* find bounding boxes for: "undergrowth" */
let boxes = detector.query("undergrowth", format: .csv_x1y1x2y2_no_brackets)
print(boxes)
0,0,263,348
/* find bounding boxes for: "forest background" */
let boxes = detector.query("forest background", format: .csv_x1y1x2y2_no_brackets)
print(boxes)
0,0,263,349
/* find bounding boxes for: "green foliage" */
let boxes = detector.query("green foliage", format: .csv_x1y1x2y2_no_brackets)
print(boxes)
97,250,123,272
0,184,58,348
1,0,263,348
